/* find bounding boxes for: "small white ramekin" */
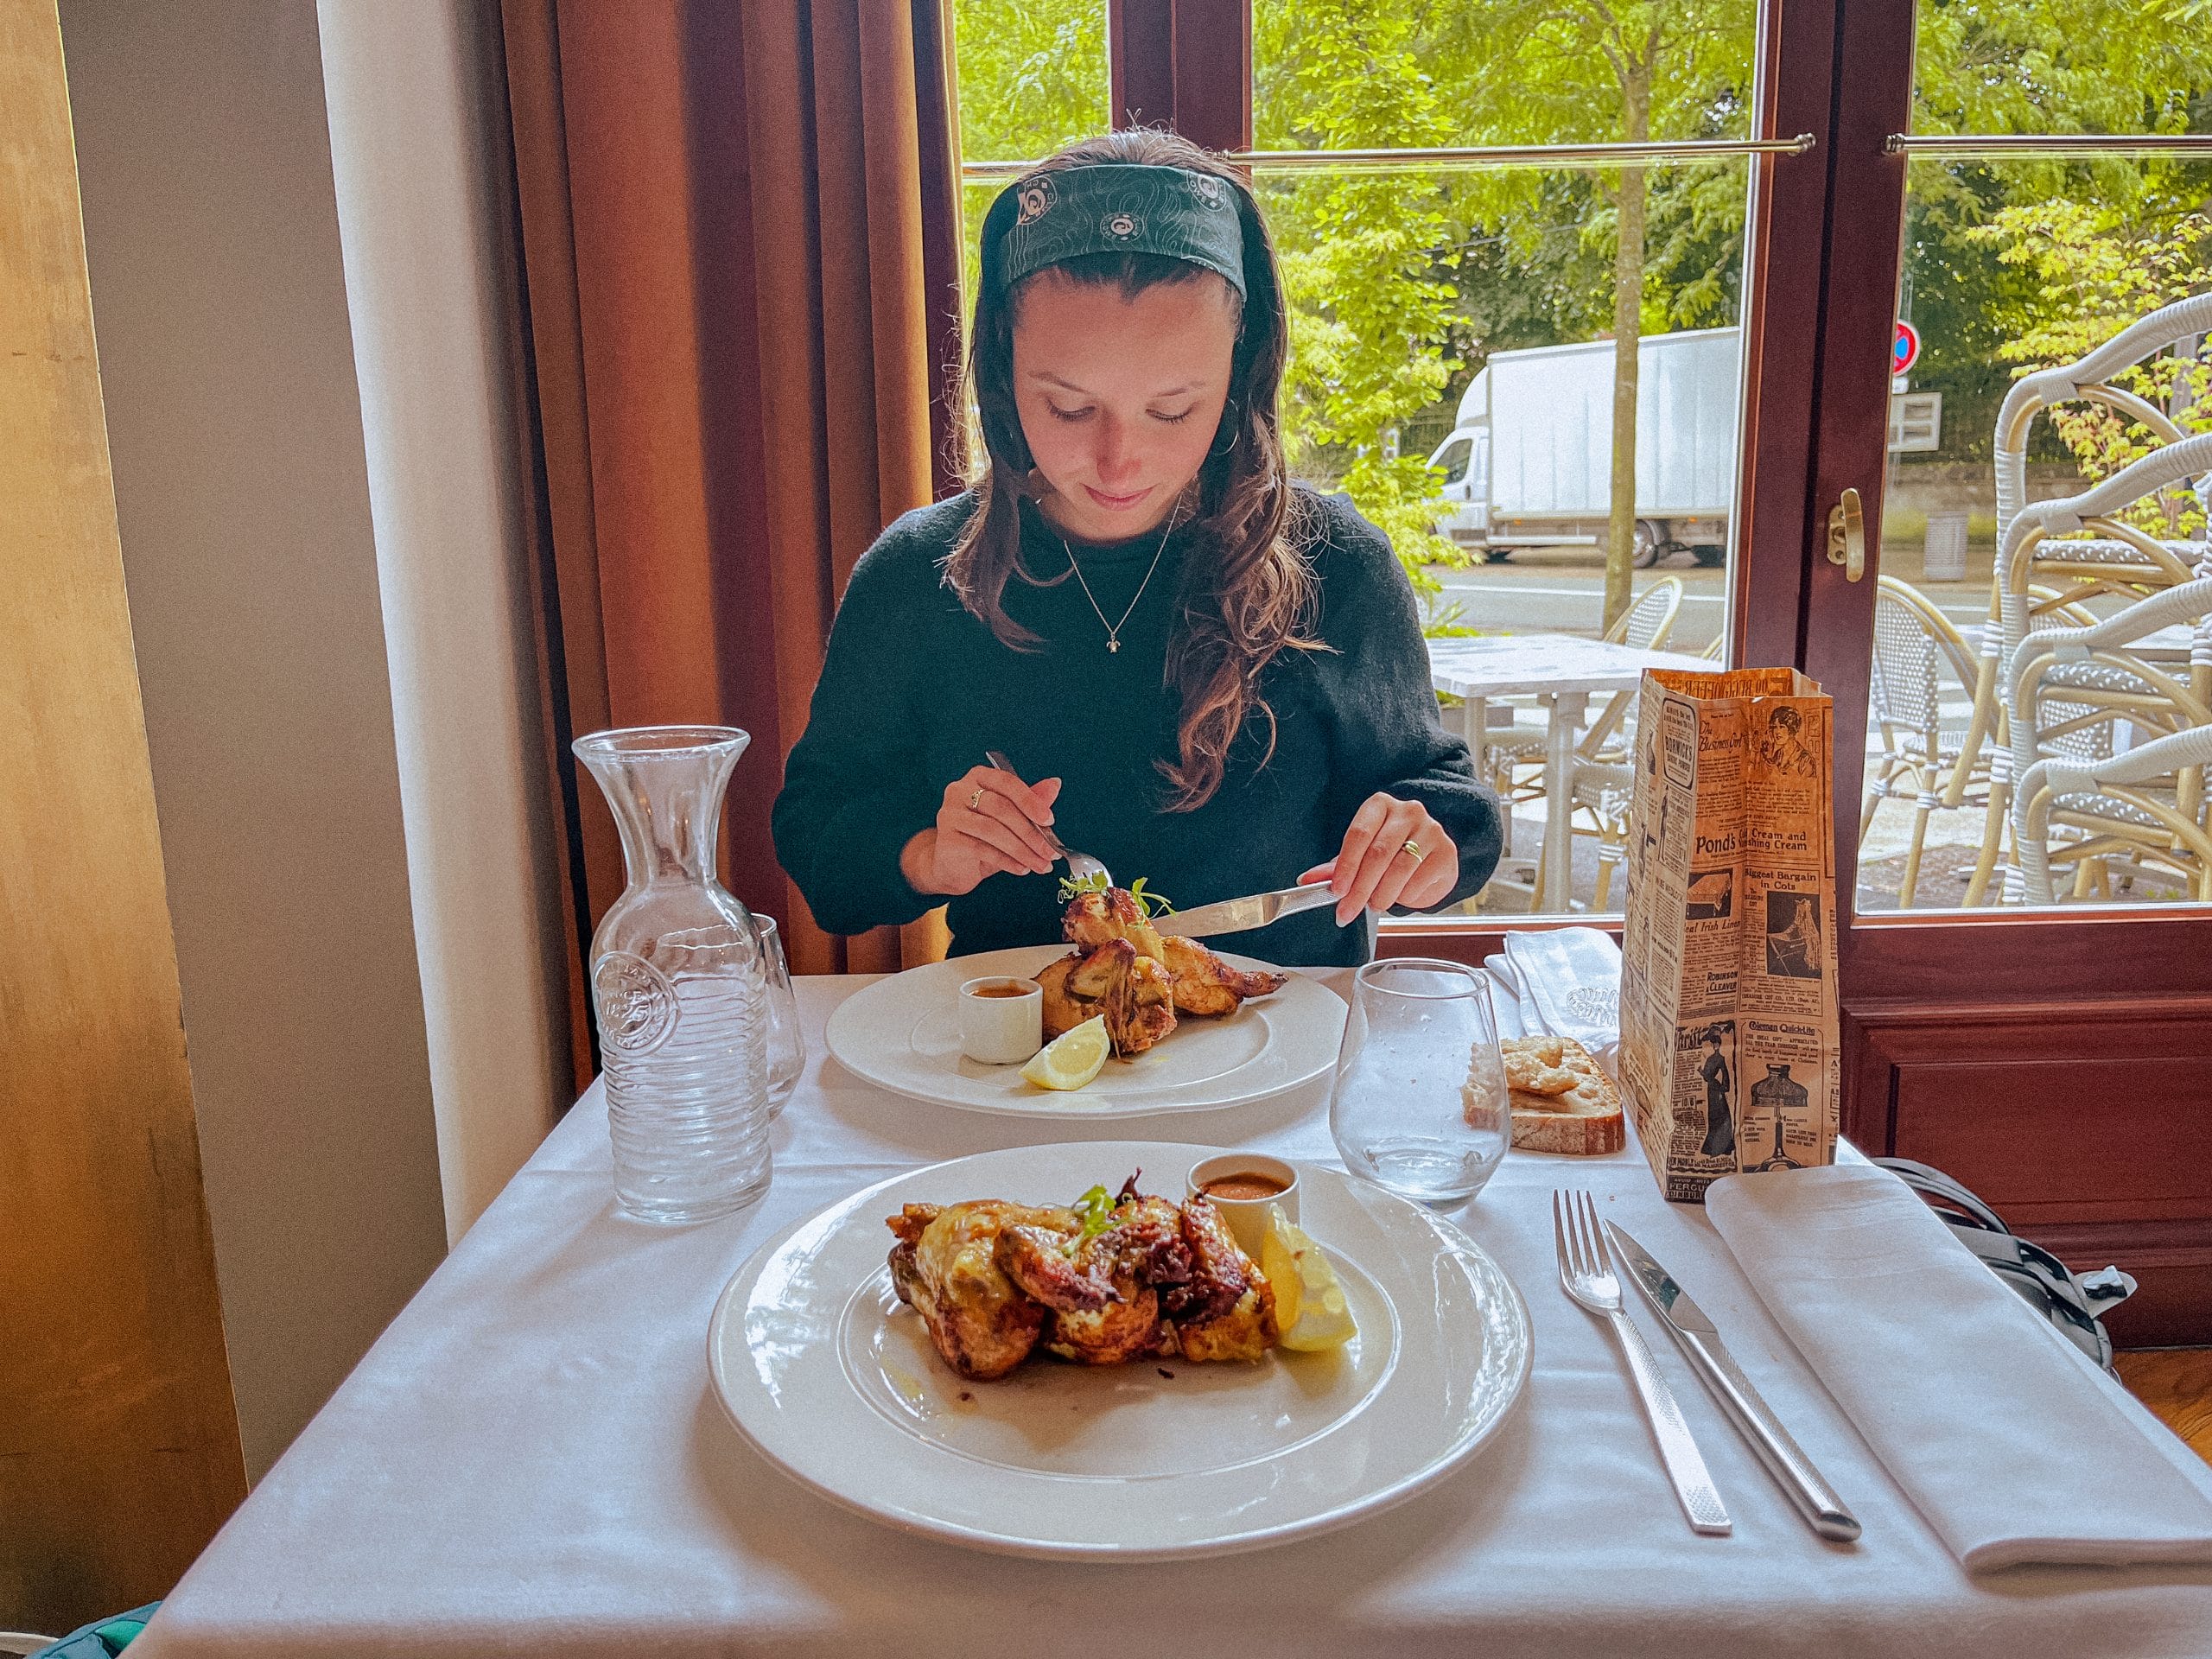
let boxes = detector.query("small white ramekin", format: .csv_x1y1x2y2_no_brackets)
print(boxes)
956,976,1042,1065
1185,1152,1300,1258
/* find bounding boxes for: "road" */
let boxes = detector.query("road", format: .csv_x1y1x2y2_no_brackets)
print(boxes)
1421,548,1995,653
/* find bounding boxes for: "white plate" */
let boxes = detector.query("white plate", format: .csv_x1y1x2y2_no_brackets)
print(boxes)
706,1141,1531,1560
824,944,1346,1118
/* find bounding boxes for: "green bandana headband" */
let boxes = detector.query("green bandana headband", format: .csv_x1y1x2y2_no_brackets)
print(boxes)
984,163,1247,298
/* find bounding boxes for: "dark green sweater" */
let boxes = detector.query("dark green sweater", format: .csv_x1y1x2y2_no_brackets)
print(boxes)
772,487,1502,966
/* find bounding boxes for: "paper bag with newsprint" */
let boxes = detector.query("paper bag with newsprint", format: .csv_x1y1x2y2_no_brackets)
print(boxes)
1618,667,1840,1202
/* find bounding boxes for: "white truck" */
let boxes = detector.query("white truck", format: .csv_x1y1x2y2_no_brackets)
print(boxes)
1426,326,1740,569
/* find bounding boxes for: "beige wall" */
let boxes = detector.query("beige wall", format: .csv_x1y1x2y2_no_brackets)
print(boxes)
318,0,570,1239
60,0,450,1483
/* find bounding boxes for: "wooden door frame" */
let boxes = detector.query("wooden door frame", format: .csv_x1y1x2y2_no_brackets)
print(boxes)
1109,0,1251,152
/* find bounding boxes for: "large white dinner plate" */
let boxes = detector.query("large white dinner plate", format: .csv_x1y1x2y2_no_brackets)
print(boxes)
706,1141,1532,1560
824,944,1345,1117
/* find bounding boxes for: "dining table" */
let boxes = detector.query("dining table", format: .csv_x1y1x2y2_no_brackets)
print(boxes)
126,968,2212,1659
1427,632,1714,909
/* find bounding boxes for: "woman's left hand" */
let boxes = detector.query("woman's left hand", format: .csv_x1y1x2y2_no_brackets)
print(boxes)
1299,793,1459,927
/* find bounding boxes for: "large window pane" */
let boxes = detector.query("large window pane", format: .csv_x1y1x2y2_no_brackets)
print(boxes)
1856,0,2212,913
1865,153,2211,912
1253,0,1760,919
950,0,1110,293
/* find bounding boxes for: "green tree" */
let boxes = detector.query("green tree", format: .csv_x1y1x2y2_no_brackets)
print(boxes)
1254,0,1470,598
1967,198,2212,537
1426,0,1754,630
1894,0,2212,471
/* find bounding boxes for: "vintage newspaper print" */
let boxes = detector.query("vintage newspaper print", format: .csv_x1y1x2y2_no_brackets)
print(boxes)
1619,667,1840,1202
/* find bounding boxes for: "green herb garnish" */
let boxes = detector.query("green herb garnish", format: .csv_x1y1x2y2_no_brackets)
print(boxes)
1127,876,1174,918
1063,1184,1119,1255
1056,870,1175,918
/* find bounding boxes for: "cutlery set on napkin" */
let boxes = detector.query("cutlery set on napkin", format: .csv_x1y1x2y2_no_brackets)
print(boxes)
1554,1160,2212,1569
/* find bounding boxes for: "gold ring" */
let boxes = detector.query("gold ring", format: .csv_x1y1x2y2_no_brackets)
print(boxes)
1402,837,1424,860
969,786,984,810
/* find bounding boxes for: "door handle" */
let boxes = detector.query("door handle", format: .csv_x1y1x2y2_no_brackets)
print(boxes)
1826,487,1866,582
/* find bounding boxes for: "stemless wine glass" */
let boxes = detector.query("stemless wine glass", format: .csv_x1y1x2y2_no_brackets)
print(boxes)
753,916,805,1117
1329,957,1510,1205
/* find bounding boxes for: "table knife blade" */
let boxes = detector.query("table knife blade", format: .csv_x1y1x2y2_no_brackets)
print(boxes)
1605,1221,1863,1543
1164,882,1338,939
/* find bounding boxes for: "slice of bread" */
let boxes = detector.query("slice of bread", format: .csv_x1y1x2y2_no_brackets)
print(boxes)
1501,1034,1624,1156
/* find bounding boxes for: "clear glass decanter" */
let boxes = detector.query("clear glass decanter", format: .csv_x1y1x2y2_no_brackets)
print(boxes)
572,726,770,1224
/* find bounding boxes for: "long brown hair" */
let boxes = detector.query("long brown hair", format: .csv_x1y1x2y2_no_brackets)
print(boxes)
944,130,1317,812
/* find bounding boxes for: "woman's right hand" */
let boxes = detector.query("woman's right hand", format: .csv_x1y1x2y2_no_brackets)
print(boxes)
899,767,1064,897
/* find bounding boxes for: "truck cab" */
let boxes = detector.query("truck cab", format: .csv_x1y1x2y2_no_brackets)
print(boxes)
1428,417,1490,543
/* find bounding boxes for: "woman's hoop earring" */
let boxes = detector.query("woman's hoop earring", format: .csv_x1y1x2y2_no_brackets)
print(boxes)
1209,422,1242,460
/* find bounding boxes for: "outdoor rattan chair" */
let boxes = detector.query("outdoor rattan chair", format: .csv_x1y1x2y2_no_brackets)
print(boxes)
1861,575,1990,906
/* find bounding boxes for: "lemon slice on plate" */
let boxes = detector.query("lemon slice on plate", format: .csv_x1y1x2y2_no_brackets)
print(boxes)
1020,1016,1109,1091
1262,1203,1357,1351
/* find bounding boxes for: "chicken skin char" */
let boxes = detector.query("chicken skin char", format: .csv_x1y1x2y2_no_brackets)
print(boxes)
885,1181,1279,1380
1040,886,1287,1052
1037,940,1175,1055
884,1199,1077,1380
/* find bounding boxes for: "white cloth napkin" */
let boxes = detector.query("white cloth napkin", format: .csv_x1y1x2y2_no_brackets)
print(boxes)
1500,927,1622,1070
1707,1163,2212,1572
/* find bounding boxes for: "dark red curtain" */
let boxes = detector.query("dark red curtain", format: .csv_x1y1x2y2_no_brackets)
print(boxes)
496,0,965,1062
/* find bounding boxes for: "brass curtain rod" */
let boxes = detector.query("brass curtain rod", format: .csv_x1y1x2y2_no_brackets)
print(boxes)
1886,133,2212,158
961,135,1816,181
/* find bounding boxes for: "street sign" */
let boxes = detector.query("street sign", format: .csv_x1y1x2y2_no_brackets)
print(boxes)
1893,319,1921,376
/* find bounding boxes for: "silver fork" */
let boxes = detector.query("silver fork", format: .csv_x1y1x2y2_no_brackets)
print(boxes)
1554,1190,1732,1535
983,750,1111,887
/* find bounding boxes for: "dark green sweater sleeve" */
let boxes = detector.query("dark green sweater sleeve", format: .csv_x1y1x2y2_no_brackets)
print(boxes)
1307,494,1504,912
771,516,947,937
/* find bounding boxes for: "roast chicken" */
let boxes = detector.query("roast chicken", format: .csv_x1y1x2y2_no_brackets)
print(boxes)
1044,886,1289,1054
885,1177,1279,1379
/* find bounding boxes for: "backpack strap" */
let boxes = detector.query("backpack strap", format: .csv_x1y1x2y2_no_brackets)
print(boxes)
1873,1158,2137,1376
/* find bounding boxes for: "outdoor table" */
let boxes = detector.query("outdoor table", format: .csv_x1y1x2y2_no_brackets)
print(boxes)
129,973,2212,1658
1428,632,1713,906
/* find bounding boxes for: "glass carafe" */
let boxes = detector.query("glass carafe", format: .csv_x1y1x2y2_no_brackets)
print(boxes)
573,726,770,1224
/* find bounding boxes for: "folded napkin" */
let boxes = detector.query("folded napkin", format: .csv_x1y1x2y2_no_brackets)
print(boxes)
1481,954,1531,1039
1707,1164,2212,1572
1501,927,1622,1069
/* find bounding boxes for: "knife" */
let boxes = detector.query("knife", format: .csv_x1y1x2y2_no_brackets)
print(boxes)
1605,1221,1863,1543
1157,882,1339,939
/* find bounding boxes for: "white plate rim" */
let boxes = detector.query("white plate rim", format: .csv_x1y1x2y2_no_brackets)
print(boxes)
823,945,1346,1119
705,1141,1533,1560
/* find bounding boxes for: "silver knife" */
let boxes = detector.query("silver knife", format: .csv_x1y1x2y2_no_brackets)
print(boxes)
1605,1221,1863,1543
1157,882,1338,939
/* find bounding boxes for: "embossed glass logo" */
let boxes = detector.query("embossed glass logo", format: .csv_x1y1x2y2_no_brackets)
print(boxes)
593,950,679,1055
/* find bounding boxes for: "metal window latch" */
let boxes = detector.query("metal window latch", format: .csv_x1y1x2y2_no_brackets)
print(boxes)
1827,487,1866,582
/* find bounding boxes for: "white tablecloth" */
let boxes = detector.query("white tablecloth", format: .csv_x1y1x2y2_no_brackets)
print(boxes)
133,975,2212,1658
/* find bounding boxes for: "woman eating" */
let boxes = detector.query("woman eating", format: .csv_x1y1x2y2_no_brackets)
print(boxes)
772,130,1502,966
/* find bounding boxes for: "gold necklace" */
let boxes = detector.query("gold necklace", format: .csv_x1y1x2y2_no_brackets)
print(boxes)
1061,506,1179,654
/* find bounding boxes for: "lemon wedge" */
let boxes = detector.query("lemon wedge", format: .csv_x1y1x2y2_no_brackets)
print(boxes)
1020,1016,1109,1091
1262,1203,1357,1351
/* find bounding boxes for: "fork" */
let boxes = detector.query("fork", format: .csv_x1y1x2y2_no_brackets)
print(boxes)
983,750,1112,888
1554,1190,1732,1535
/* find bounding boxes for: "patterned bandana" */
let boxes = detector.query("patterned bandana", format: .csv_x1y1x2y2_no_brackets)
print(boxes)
984,162,1247,298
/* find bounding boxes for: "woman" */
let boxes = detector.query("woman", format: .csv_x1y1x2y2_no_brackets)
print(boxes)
772,131,1502,966
1698,1028,1734,1160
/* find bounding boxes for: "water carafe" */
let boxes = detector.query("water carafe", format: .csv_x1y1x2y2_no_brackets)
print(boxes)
574,726,770,1223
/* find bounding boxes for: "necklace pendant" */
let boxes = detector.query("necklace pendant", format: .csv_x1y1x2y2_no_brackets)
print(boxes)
1107,639,1120,653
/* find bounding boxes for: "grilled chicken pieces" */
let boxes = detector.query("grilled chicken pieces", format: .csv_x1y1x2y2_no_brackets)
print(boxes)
1036,940,1177,1055
885,1180,1279,1380
1042,887,1288,1053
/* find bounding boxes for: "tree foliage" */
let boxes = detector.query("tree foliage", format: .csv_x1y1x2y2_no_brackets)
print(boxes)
1967,200,2212,537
